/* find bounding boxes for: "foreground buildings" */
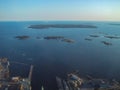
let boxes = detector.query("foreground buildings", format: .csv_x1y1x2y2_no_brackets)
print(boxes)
0,58,33,90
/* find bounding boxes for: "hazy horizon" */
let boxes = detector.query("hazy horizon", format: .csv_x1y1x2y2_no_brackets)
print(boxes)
0,0,120,21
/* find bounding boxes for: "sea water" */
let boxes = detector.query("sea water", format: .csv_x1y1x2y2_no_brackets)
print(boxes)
0,21,120,90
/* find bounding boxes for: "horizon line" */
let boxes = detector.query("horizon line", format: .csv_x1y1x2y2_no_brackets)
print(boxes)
0,20,120,22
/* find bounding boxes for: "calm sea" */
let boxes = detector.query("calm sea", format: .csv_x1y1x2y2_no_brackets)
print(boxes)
0,21,120,90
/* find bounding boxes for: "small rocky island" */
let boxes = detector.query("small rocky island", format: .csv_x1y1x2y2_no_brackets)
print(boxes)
104,35,120,39
44,36,75,43
44,36,64,40
89,35,99,37
101,41,112,46
84,33,116,46
28,24,97,29
15,35,30,40
61,38,75,43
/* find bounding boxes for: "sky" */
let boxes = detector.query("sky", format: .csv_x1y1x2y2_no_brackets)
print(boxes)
0,0,120,21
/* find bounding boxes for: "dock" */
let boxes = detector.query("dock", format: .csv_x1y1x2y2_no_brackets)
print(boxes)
0,58,33,90
56,73,120,90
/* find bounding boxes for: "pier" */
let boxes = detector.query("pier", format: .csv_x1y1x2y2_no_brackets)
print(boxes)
0,58,33,90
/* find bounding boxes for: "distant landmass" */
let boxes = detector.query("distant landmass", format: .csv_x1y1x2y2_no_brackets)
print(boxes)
28,24,97,29
109,23,120,26
15,35,30,40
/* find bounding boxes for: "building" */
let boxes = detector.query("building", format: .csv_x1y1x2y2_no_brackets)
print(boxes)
0,58,32,90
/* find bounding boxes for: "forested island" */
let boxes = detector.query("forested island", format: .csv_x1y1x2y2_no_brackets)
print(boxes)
28,24,97,29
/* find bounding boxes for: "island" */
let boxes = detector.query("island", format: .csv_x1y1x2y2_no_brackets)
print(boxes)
43,36,75,43
15,35,30,40
44,36,64,40
89,35,99,37
61,38,75,43
101,41,112,46
104,35,120,39
28,24,97,29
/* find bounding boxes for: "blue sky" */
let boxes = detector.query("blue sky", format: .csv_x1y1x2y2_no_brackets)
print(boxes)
0,0,120,21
